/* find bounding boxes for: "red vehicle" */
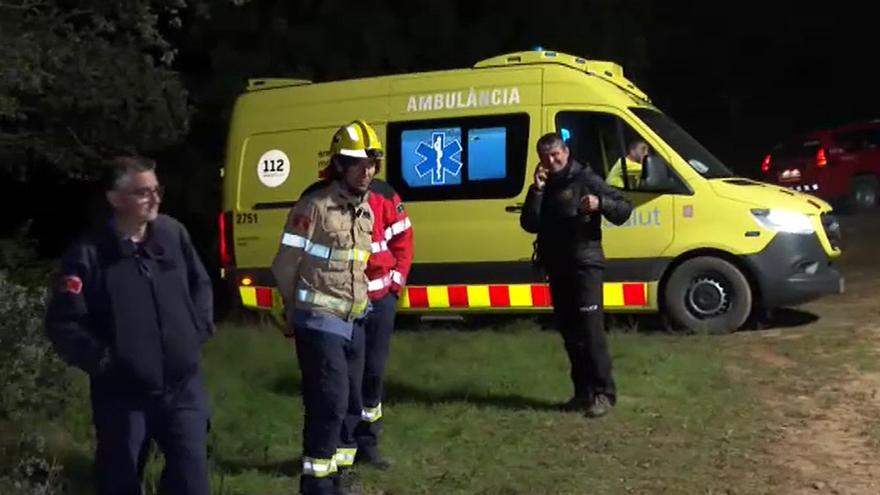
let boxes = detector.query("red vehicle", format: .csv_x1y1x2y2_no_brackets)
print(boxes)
761,120,880,211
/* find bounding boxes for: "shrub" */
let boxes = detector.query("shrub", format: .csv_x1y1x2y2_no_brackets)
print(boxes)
0,432,65,495
0,273,70,421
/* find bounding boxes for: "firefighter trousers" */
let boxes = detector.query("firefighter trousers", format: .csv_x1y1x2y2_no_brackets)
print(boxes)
294,323,366,495
90,373,210,495
355,293,397,454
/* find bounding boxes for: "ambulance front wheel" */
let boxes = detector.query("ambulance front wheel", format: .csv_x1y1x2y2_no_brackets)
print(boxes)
663,256,753,334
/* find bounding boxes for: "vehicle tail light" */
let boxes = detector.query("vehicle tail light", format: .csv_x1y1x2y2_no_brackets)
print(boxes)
816,148,828,168
219,211,235,266
761,154,772,173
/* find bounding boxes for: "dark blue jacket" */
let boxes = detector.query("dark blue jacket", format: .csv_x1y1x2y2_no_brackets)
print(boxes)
44,214,214,392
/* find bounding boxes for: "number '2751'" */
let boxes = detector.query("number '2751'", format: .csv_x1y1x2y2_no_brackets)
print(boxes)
236,213,258,224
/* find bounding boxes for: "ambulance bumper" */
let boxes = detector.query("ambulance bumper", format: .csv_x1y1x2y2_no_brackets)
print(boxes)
744,232,844,308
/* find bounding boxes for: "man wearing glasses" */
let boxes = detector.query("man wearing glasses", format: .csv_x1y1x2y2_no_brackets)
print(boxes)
45,155,214,495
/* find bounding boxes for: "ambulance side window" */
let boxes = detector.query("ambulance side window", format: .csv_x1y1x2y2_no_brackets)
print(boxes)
556,112,663,192
386,113,529,201
556,112,618,179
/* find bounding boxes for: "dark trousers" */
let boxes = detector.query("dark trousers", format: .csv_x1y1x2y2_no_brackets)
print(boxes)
90,373,210,495
354,293,397,452
547,264,616,403
295,323,366,495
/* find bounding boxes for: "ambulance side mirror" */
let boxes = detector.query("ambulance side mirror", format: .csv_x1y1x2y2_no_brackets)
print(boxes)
640,155,676,192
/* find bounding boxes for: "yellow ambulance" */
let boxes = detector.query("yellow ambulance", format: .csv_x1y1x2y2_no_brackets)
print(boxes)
220,49,844,332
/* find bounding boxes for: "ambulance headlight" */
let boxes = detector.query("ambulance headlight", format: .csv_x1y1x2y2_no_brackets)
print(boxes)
751,209,815,235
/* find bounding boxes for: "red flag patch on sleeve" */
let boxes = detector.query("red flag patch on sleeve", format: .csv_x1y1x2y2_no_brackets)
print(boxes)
289,214,311,232
60,275,83,295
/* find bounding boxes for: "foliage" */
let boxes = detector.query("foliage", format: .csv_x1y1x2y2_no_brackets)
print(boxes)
0,0,200,178
0,272,69,421
0,432,66,495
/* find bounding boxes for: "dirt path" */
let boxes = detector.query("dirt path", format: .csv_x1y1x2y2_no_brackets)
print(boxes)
776,355,880,494
744,213,880,494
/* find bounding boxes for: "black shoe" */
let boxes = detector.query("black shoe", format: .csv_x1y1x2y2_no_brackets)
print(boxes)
333,469,361,495
585,394,613,418
354,448,394,470
559,395,592,412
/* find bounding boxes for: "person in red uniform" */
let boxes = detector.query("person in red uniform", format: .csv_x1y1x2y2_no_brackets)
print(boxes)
303,120,414,470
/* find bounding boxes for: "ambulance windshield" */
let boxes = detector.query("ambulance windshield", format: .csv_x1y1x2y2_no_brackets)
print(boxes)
631,108,734,179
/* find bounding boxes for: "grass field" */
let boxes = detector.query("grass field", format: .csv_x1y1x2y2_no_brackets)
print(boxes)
24,318,781,495
6,214,878,494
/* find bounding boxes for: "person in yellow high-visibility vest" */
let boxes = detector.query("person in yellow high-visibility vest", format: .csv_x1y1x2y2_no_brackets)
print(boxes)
607,138,650,189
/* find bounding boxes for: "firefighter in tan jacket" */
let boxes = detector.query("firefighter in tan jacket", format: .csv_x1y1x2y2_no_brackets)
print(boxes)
271,120,381,495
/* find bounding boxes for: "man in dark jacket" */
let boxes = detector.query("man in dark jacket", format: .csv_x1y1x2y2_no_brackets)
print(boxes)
520,133,633,418
45,155,214,495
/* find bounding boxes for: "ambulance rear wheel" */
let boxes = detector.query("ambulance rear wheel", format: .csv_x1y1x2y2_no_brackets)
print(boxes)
663,256,752,334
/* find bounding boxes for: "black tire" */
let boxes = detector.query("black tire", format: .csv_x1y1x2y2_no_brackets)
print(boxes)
847,175,878,212
663,256,753,334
